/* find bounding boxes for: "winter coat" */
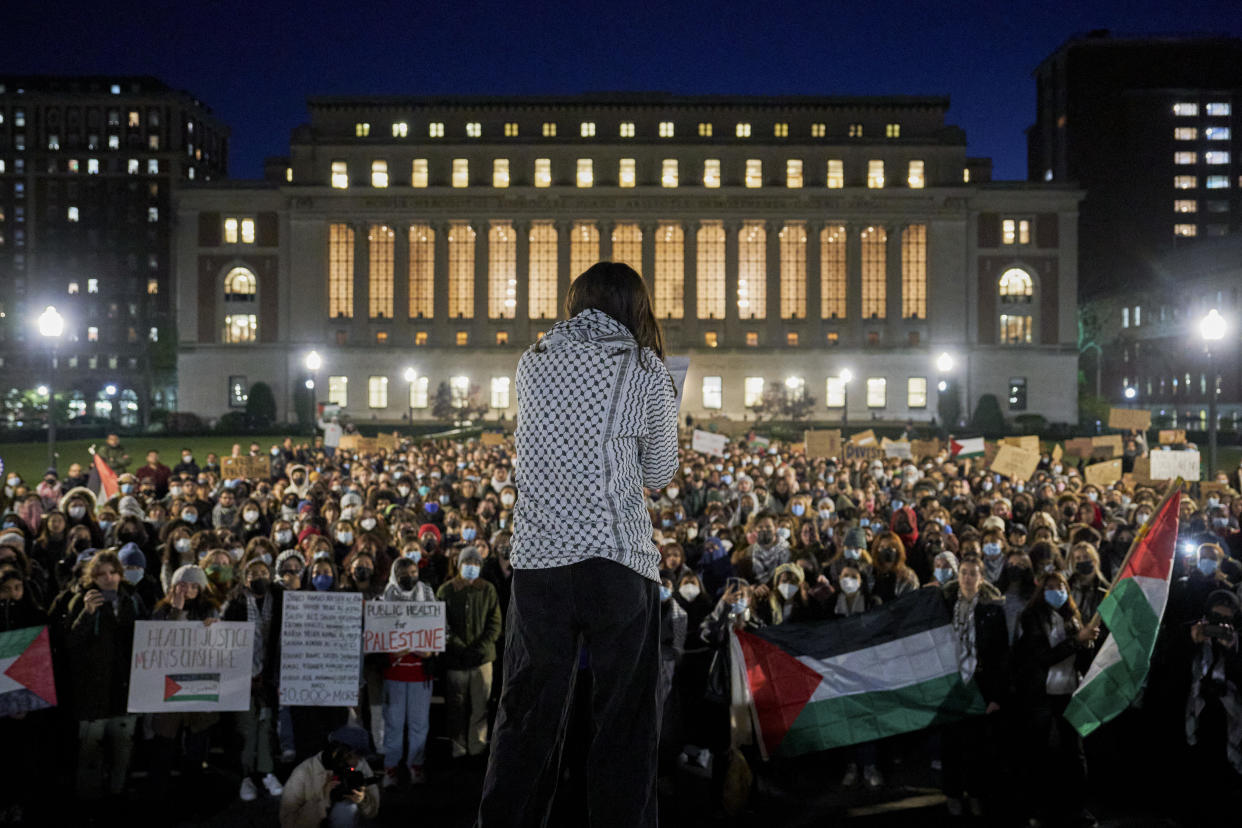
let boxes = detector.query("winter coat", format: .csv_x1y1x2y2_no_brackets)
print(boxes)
941,580,1011,705
435,577,502,670
63,583,147,720
278,752,379,828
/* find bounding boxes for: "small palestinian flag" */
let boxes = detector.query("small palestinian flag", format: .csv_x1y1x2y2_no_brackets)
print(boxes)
736,588,985,757
164,673,221,703
0,626,58,718
949,436,985,458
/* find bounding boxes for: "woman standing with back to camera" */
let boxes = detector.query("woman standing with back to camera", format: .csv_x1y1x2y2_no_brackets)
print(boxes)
478,262,679,828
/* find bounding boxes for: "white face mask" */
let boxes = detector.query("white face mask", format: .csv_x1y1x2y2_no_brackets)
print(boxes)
229,547,244,561
685,527,698,540
360,517,377,531
777,582,799,601
275,530,292,544
243,510,259,523
501,494,515,507
666,487,679,499
678,583,701,602
840,576,861,595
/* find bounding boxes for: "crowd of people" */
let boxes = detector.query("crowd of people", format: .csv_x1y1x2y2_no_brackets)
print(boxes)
0,427,1239,826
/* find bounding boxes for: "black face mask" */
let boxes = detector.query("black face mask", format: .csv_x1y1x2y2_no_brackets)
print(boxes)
249,578,270,596
1074,561,1094,576
757,530,775,546
397,575,416,591
353,568,373,582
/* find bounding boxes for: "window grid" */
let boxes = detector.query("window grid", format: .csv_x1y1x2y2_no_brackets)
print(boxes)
827,159,844,189
328,223,354,318
570,221,599,280
368,224,395,319
328,376,348,407
408,224,434,318
488,221,517,319
611,223,642,273
371,160,388,188
619,158,636,187
860,226,887,318
744,377,765,407
368,376,388,408
452,158,469,188
867,159,885,188
696,221,726,320
492,158,510,188
704,159,721,188
820,225,846,319
907,160,925,188
738,221,766,320
778,222,807,319
411,159,428,187
907,377,927,408
491,377,511,408
786,159,803,188
411,376,429,408
528,222,558,319
866,378,886,408
826,377,845,408
745,159,763,188
223,314,257,343
654,222,684,319
534,158,552,187
702,376,722,409
901,224,927,319
448,222,476,318
576,158,593,187
662,159,679,188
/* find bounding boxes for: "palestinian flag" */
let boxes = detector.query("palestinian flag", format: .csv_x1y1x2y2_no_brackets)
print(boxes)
949,436,985,458
0,626,58,718
1064,482,1181,738
163,673,222,703
87,447,119,502
736,588,985,757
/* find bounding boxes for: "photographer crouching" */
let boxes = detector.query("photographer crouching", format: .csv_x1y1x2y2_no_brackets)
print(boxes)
279,725,380,828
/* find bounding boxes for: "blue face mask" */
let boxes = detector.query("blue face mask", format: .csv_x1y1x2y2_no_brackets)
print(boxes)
659,586,672,602
100,521,114,533
121,483,134,494
844,547,861,560
461,528,477,541
860,518,871,528
983,542,1003,558
892,500,903,510
405,549,422,564
312,574,334,591
791,504,805,517
418,485,430,497
1197,558,1219,576
934,567,955,584
1044,588,1068,609
731,598,749,615
424,502,440,514
460,564,481,581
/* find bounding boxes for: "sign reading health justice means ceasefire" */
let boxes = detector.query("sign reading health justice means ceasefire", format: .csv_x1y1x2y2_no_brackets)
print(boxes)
363,601,447,654
127,621,253,713
279,591,363,707
692,429,729,457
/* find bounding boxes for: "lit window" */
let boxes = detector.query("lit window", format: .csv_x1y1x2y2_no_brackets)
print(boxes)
745,159,762,188
488,221,517,319
867,160,884,188
450,376,470,407
223,314,257,343
612,223,642,272
1174,200,1197,213
68,281,80,294
456,331,469,346
241,218,255,244
224,218,239,243
1174,224,1198,237
429,122,444,137
1205,151,1230,165
368,225,395,318
963,168,971,183
736,122,751,138
493,158,510,188
392,121,408,138
490,377,511,408
410,376,429,408
504,122,519,137
576,158,593,188
328,376,348,407
999,268,1033,302
1173,102,1199,117
1206,176,1229,189
658,121,674,138
861,226,886,318
820,224,846,319
1134,306,1141,326
744,377,765,407
785,376,806,403
826,377,845,408
466,122,481,138
364,376,387,408
704,332,718,348
147,279,158,295
907,160,925,188
619,158,636,188
738,221,766,319
534,158,552,187
786,159,803,188
88,278,99,293
811,123,826,137
67,206,79,222
147,158,159,174
329,223,355,318
702,376,722,409
907,377,927,408
1206,102,1231,116
147,207,159,223
88,159,99,174
654,222,684,319
448,222,476,318
1175,175,1198,189
698,122,713,137
1002,218,1031,245
580,121,596,137
331,160,348,188
1205,127,1231,140
773,122,788,137
224,267,257,301
703,159,721,188
1175,127,1198,140
87,326,99,342
827,159,844,189
661,159,678,188
619,121,635,138
1122,307,1130,328
1000,314,1031,344
886,123,900,138
570,221,599,279
355,122,370,137
901,224,927,319
128,158,140,174
746,332,758,346
408,224,435,318
148,327,158,342
542,122,557,137
866,378,886,408
452,158,469,188
848,123,863,137
414,332,428,346
786,332,799,347
47,134,60,151
697,221,725,319
366,159,388,188
108,135,119,150
412,159,428,187
778,222,806,319
1175,151,1198,165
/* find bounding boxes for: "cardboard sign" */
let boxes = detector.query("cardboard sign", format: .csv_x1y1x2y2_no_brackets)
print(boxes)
1159,430,1186,445
1051,443,1064,464
363,601,446,654
1091,435,1124,459
1108,408,1151,431
691,429,729,457
221,455,271,480
1002,435,1040,453
1199,481,1231,497
1149,449,1201,482
849,429,877,446
983,440,1000,466
989,445,1041,482
804,430,843,460
279,592,363,707
480,432,506,447
789,443,805,454
1064,438,1094,458
843,444,886,463
881,438,912,459
127,622,254,713
910,439,941,460
1084,459,1123,488
377,433,399,451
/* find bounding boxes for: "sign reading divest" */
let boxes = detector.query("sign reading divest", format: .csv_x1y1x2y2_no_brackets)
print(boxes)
279,592,363,707
363,601,446,654
127,621,253,713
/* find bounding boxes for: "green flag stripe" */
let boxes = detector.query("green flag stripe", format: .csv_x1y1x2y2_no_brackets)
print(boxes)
168,694,220,702
0,625,43,659
776,672,986,757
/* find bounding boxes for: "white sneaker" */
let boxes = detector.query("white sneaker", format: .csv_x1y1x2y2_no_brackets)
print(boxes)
261,773,284,796
239,777,259,802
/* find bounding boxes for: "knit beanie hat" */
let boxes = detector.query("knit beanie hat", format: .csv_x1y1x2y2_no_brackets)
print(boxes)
118,542,146,569
171,564,209,588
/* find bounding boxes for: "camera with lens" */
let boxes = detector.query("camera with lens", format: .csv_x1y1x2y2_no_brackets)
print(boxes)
332,766,379,800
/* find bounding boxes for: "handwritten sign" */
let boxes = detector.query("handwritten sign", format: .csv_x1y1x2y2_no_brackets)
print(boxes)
279,592,362,707
882,438,912,459
377,433,399,451
910,438,941,460
849,429,877,446
1051,443,1064,464
1091,435,1124,459
1108,408,1151,431
1149,449,1201,482
989,445,1040,482
1159,429,1186,445
221,455,271,480
127,621,253,713
844,444,886,463
480,432,506,447
804,430,842,460
363,601,446,654
1084,459,1123,488
1002,435,1040,453
1064,438,1094,458
691,429,729,457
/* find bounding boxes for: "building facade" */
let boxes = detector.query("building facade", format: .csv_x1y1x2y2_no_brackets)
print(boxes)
0,76,228,426
176,94,1081,425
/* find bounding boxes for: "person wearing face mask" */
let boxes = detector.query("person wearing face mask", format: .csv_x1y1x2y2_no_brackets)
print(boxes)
1178,590,1242,810
754,562,817,625
1067,542,1111,623
200,549,238,603
233,498,271,543
824,527,874,591
978,530,1008,584
416,524,447,589
118,542,161,610
307,559,338,593
995,551,1037,644
172,448,200,477
869,531,919,603
436,547,501,762
160,529,197,592
830,562,885,788
928,550,959,587
58,488,105,548
1013,571,1100,828
272,520,296,551
377,557,437,787
656,575,688,764
744,515,791,586
330,519,358,565
275,549,306,592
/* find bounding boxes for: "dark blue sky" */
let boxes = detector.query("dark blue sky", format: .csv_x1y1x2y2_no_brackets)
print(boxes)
9,0,1242,180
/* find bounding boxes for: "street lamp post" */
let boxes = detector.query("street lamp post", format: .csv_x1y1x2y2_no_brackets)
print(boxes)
37,306,64,472
1200,309,1226,478
404,367,417,432
839,368,853,426
304,351,322,436
935,352,956,428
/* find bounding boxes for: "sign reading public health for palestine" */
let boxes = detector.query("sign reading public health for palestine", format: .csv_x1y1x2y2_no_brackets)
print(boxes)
127,621,254,713
363,601,446,654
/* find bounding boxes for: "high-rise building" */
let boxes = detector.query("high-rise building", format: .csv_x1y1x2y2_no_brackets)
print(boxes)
1028,31,1242,297
175,94,1081,425
0,76,228,426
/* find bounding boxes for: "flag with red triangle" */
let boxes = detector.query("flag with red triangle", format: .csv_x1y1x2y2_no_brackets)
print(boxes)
736,588,985,758
949,436,985,458
88,446,119,503
0,626,58,717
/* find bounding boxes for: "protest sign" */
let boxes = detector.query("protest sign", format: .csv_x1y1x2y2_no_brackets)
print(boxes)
882,438,912,459
1108,408,1151,431
843,444,886,463
1064,438,1094,458
480,432,506,447
1158,430,1186,445
1091,435,1124,459
127,621,253,713
222,455,270,480
989,445,1040,481
1149,449,1201,482
849,429,877,446
1084,459,1123,488
910,438,941,460
363,601,446,654
803,430,842,460
692,429,729,457
1199,481,1231,497
1051,443,1064,464
377,433,399,451
337,434,360,451
1001,435,1040,453
279,592,363,707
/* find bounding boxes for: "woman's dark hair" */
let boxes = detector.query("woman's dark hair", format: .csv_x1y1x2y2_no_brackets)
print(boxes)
566,261,665,358
1025,570,1082,628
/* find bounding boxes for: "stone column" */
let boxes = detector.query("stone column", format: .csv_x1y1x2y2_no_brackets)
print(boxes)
393,223,409,328
556,220,572,319
806,220,822,330
354,222,369,325
433,222,450,343
766,219,781,341
724,219,741,345
683,220,697,327
514,219,530,331
887,223,904,330
846,224,863,346
474,220,489,338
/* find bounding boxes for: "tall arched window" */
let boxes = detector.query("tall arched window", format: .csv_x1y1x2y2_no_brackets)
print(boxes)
998,267,1034,344
223,267,257,343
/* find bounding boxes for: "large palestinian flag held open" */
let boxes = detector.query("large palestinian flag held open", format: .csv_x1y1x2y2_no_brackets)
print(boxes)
1064,482,1181,738
736,588,985,757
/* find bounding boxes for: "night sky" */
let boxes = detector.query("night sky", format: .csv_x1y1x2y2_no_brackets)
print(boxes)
9,0,1242,180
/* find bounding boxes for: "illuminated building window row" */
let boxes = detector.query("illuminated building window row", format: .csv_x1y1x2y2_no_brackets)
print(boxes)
358,119,911,141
